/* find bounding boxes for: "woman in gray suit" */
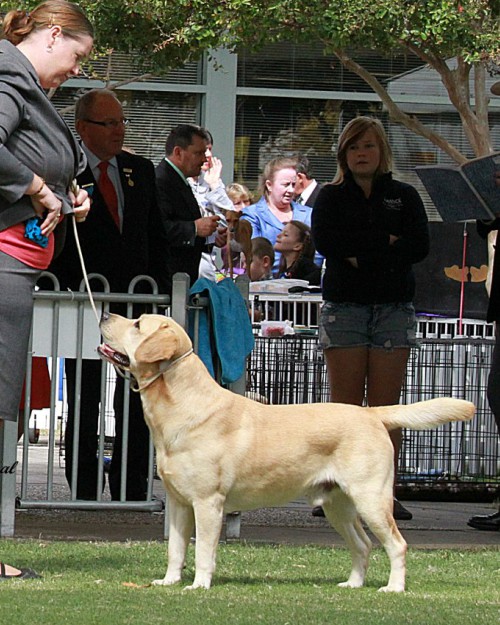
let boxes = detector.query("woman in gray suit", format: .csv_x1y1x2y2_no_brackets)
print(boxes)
0,1,93,580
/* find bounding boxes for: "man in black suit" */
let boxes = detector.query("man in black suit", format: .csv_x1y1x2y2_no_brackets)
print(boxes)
49,89,163,501
293,154,321,207
155,124,221,291
467,80,500,531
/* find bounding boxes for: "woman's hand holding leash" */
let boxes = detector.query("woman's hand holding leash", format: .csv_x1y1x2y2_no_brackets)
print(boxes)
69,183,91,222
29,183,62,236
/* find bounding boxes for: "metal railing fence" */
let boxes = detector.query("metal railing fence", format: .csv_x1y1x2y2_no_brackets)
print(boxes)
1,273,185,536
2,282,498,538
1,272,247,538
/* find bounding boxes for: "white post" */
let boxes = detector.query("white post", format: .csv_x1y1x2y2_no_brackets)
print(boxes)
0,420,18,537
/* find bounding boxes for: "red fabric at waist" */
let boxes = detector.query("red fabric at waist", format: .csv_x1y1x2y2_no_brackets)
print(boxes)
0,220,56,269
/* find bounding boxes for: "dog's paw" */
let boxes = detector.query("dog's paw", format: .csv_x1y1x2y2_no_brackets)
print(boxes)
151,575,181,587
183,582,210,591
183,575,212,590
337,580,363,589
378,583,405,593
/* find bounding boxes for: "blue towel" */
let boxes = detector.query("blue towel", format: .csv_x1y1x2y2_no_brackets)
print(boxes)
189,278,254,384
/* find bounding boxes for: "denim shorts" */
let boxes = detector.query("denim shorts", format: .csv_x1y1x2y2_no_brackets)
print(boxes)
319,301,417,351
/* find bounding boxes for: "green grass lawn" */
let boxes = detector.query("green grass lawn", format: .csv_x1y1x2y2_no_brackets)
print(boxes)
0,541,499,625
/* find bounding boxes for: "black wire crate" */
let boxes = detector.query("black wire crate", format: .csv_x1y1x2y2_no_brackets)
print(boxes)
248,335,330,405
247,335,499,488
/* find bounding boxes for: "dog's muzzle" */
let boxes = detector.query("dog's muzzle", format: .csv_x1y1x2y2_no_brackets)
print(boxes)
97,343,130,369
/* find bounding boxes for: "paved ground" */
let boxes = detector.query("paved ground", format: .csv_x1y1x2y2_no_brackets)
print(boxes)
12,500,500,548
11,442,500,548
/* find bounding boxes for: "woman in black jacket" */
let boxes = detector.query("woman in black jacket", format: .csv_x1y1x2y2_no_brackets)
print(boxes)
312,116,429,520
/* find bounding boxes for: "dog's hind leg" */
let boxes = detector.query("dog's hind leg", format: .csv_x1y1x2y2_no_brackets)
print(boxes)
152,500,194,586
354,493,407,593
185,496,225,590
322,489,372,589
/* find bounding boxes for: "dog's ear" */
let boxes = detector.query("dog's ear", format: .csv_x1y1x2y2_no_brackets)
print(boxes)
236,219,252,239
135,326,179,363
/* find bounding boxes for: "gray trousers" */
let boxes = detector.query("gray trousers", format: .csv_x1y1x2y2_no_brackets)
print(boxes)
0,250,40,421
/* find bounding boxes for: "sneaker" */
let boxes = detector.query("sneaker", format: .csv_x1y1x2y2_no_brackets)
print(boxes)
311,506,325,517
393,499,413,521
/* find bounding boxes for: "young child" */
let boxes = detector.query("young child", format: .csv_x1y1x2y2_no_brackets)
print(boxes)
249,237,275,282
249,237,275,321
274,220,321,285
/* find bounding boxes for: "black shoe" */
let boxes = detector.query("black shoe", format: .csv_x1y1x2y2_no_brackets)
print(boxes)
467,510,500,531
0,563,41,580
393,499,413,521
312,506,325,517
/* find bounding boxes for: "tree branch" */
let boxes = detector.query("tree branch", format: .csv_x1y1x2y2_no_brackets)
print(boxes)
332,47,468,164
474,63,494,154
436,57,493,155
56,74,154,116
390,42,493,157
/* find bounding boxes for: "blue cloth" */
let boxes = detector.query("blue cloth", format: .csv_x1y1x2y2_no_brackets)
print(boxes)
189,277,254,384
24,217,49,248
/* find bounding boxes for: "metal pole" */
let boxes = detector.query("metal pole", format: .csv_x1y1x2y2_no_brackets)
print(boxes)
0,420,18,537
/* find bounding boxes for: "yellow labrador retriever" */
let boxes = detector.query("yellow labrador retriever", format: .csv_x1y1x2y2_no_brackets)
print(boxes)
98,312,475,592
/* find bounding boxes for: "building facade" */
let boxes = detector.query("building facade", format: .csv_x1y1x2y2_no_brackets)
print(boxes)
54,43,500,221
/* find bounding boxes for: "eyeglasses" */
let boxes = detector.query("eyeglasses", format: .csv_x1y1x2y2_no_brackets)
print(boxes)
83,118,130,129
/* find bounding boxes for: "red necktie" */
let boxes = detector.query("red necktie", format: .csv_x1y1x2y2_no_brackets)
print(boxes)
98,161,120,228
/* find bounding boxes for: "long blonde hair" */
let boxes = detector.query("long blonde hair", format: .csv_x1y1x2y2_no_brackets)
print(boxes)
333,116,392,184
2,1,94,45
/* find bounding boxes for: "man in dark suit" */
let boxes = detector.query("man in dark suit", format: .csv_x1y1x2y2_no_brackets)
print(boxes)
155,124,221,291
49,89,163,501
293,154,321,207
467,80,500,531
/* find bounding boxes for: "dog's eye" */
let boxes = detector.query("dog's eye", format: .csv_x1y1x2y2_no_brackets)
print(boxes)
134,320,140,330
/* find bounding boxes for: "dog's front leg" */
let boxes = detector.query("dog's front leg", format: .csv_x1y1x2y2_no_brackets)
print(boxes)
152,500,194,587
185,497,225,590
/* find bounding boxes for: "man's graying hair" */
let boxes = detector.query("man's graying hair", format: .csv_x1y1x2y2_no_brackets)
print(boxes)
75,89,121,122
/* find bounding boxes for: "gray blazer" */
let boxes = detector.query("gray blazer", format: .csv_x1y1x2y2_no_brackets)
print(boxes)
0,40,85,232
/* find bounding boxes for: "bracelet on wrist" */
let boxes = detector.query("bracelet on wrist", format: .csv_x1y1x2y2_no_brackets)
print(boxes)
31,178,45,196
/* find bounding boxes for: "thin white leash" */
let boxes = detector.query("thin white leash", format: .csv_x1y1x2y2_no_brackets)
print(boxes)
70,213,100,325
70,212,191,386
70,214,129,381
70,206,194,387
129,347,194,392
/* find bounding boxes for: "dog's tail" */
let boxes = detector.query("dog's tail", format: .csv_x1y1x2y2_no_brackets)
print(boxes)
374,398,475,432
